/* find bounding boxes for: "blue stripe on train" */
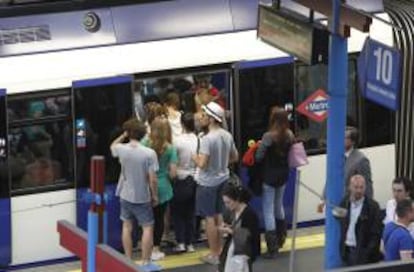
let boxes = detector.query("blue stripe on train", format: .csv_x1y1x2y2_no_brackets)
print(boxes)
76,184,122,250
0,197,11,266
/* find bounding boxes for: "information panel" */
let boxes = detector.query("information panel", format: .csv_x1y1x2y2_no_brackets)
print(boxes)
257,4,329,64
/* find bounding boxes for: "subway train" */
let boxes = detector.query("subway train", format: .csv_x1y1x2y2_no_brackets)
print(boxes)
0,5,396,269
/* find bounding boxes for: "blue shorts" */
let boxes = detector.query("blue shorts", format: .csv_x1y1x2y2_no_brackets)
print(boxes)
120,199,154,227
195,182,226,217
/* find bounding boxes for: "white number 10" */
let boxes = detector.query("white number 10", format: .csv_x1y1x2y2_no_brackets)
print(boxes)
373,47,393,85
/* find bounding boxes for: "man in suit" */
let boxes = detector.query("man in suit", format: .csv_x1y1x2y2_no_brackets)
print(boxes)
344,126,373,198
318,126,373,213
338,174,382,266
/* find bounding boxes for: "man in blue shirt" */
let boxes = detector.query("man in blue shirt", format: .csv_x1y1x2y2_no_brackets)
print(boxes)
383,198,414,261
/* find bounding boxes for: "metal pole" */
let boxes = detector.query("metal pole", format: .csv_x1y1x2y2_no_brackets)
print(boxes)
325,0,348,269
87,211,98,272
87,156,106,271
289,170,300,272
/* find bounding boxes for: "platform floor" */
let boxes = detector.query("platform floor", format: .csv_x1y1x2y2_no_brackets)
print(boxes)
9,227,324,272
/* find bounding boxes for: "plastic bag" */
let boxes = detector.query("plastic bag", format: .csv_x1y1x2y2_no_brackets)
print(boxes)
225,255,250,272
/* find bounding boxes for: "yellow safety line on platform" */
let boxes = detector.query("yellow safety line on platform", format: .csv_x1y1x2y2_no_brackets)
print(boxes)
68,233,325,271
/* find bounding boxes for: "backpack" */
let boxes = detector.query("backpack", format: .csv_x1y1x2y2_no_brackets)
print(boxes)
242,141,263,196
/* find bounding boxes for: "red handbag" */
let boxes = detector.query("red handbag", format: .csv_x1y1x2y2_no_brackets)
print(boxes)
242,141,261,166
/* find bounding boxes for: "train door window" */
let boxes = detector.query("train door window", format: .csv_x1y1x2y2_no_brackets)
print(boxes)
134,69,231,132
7,89,73,195
294,61,358,153
234,62,294,153
74,80,133,187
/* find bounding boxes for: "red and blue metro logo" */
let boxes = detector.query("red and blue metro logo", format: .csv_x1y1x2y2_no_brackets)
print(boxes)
296,89,329,123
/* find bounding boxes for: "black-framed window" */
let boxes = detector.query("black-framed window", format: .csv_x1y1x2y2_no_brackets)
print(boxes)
351,53,395,147
294,60,358,154
135,70,230,112
235,63,294,154
74,82,133,187
134,69,231,131
7,89,73,195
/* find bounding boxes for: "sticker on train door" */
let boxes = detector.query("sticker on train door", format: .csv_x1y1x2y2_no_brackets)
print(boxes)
76,118,86,148
296,89,329,122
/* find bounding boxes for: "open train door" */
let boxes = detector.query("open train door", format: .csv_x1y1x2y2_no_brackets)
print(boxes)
232,57,296,227
72,75,133,250
0,89,11,267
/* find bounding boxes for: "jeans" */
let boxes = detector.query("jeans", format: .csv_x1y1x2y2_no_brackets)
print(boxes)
262,183,286,231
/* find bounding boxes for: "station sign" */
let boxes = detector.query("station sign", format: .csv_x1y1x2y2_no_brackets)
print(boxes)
257,4,329,65
358,37,401,111
296,89,329,122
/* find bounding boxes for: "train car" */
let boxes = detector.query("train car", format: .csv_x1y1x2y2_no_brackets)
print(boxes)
0,1,395,269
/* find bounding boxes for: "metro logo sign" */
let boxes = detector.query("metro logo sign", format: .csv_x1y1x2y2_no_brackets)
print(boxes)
296,89,329,122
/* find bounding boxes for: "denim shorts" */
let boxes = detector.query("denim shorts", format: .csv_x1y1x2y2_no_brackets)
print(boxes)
120,199,154,227
195,182,226,217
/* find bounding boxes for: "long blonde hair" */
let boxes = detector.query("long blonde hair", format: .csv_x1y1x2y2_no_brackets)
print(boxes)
149,116,172,157
145,102,167,124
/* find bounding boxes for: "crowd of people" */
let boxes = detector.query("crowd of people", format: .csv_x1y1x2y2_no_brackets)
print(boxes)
318,126,414,267
110,77,414,271
110,74,298,272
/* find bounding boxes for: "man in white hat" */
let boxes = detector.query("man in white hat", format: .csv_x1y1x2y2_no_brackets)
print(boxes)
192,101,239,265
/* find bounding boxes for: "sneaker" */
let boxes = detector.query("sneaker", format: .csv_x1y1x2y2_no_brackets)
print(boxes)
200,254,219,265
173,243,186,253
139,261,162,272
151,251,166,261
186,244,195,253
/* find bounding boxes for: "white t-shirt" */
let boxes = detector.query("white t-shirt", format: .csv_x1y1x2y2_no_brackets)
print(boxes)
384,198,414,239
168,111,182,140
173,133,198,180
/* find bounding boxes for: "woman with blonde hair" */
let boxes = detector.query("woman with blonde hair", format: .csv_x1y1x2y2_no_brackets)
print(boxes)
144,102,167,134
142,116,177,260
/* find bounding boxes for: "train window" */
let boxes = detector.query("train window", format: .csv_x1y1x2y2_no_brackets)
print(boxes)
135,70,230,129
7,90,73,194
360,100,395,147
236,63,294,153
74,82,133,187
294,60,358,154
136,72,229,112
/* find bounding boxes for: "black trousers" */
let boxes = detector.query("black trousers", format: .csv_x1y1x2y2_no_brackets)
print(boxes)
345,246,358,266
171,198,195,245
153,202,168,247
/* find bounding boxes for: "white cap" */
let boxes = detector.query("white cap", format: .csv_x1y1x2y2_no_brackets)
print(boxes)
202,101,224,123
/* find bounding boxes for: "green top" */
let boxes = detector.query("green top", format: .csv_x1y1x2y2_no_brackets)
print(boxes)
142,138,178,204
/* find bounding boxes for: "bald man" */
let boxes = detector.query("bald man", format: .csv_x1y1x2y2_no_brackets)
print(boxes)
337,175,383,266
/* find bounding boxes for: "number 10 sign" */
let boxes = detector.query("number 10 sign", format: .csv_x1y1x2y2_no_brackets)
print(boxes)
358,37,401,110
